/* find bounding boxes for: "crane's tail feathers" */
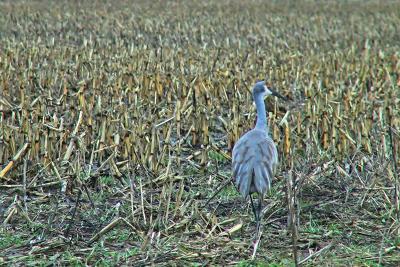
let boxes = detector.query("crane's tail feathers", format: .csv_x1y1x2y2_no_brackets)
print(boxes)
254,165,267,194
254,164,273,194
233,163,242,187
238,163,252,198
263,161,274,190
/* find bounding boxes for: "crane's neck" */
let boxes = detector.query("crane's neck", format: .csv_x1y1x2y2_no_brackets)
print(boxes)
254,93,268,132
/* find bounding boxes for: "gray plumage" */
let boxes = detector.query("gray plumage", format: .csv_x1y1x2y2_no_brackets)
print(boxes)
233,129,278,197
232,80,285,228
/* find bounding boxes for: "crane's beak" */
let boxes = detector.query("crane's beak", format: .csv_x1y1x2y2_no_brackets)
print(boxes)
269,87,288,101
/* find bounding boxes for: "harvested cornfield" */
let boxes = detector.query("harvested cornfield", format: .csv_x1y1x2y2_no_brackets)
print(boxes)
1,0,399,265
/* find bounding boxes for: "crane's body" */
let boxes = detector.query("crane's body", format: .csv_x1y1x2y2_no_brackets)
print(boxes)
232,81,285,231
233,129,278,197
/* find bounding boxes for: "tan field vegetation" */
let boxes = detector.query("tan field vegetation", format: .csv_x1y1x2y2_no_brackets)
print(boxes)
1,0,399,265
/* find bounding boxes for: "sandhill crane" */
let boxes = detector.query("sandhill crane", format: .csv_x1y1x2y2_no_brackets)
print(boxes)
232,81,286,233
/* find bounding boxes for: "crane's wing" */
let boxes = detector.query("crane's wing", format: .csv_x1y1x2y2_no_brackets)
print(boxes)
232,130,278,198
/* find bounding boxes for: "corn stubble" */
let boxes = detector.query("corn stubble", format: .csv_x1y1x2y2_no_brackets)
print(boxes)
0,0,399,265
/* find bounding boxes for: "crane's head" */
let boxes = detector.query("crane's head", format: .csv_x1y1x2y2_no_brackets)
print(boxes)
253,81,287,100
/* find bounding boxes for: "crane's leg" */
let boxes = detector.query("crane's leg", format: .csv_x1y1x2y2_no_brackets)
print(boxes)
256,194,264,234
249,194,258,222
251,195,264,260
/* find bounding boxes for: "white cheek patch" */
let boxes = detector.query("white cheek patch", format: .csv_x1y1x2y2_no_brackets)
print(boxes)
264,85,272,95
